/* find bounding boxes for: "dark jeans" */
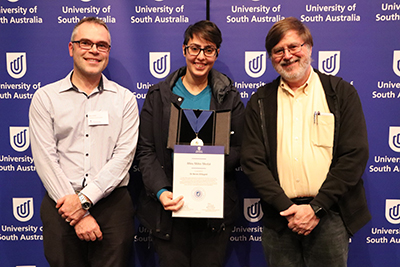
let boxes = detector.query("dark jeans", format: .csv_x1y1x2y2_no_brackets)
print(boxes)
152,218,232,267
41,187,135,267
262,210,349,267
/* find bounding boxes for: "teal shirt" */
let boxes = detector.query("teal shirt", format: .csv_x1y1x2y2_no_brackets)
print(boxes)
172,77,211,110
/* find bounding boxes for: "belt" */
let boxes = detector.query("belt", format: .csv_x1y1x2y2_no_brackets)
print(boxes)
290,197,314,205
291,197,340,212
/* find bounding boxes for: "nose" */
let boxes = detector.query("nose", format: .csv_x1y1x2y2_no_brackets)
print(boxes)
89,44,100,53
282,49,293,59
197,50,206,59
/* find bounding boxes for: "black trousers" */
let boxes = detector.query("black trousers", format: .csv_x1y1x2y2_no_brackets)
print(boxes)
152,218,233,267
40,187,135,267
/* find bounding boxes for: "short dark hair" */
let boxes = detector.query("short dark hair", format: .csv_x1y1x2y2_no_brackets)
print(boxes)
265,17,313,57
71,17,110,42
183,20,222,48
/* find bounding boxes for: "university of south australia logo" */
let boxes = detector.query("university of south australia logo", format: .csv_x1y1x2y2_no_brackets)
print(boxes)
245,51,266,78
243,198,264,222
392,51,400,77
10,126,30,152
388,126,400,152
6,52,27,79
386,199,400,224
13,197,34,222
318,51,340,76
149,52,170,79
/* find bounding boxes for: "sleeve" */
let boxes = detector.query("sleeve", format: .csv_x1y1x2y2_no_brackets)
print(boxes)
81,91,139,205
136,88,171,199
240,93,293,212
29,90,76,202
224,89,245,173
311,81,369,210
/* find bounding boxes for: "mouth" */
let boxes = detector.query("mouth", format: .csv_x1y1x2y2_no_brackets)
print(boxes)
85,58,101,63
281,59,299,67
194,62,207,69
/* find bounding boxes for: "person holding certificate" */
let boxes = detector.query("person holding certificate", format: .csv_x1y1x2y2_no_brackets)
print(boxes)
136,20,244,267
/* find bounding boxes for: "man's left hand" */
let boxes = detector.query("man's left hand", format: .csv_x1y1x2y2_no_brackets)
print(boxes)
280,204,320,236
56,194,86,226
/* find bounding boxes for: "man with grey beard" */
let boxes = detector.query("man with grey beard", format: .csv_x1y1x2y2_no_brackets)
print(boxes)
241,17,371,267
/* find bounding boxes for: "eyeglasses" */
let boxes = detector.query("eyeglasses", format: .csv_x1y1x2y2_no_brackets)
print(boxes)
185,45,218,57
271,43,305,58
71,39,111,52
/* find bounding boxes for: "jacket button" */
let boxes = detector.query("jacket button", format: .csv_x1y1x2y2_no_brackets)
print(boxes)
178,97,182,102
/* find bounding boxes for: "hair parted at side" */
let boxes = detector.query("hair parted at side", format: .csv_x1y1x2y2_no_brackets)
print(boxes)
265,17,313,57
183,20,222,48
71,17,110,42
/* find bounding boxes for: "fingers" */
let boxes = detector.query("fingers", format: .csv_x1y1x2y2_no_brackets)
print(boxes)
163,196,184,211
68,218,79,226
78,231,101,242
74,216,103,241
56,196,66,209
280,204,297,217
159,191,184,211
290,218,319,235
95,229,103,241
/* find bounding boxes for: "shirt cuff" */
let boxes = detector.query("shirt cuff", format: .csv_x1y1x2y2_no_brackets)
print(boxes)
157,189,168,200
80,183,103,206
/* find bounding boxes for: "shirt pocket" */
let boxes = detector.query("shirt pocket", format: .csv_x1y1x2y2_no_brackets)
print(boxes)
312,112,334,147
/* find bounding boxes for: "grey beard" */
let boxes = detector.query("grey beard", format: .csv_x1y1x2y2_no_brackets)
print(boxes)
275,56,311,82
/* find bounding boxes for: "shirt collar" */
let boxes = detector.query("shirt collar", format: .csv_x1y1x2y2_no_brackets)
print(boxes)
279,67,314,97
58,71,116,94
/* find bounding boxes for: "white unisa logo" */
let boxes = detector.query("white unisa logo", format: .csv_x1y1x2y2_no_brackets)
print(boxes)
13,197,34,222
244,198,264,222
392,51,400,77
9,126,30,152
6,52,27,79
149,52,170,79
318,51,340,76
245,51,266,78
388,126,400,152
386,199,400,224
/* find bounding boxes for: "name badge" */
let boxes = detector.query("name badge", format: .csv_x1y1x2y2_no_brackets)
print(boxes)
87,111,109,126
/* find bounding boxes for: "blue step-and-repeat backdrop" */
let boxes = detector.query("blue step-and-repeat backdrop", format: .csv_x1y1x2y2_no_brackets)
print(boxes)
1,0,400,266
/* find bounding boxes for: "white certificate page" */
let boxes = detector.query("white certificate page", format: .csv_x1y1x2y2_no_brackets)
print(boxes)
172,145,224,218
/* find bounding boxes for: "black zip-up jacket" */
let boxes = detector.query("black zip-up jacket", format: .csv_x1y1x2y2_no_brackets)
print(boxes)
136,67,245,240
241,69,371,235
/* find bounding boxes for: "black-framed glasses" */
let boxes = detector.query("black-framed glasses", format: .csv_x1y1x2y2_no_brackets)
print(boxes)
185,45,218,57
271,43,305,58
71,39,111,52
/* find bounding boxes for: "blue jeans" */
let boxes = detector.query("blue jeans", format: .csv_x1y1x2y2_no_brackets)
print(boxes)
262,210,349,267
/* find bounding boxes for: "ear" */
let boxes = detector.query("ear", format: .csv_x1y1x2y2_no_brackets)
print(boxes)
182,44,186,56
68,42,74,57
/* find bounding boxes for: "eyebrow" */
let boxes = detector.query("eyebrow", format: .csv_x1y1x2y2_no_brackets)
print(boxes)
188,43,216,49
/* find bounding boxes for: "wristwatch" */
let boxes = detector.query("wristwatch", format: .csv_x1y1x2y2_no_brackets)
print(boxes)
78,192,92,210
310,204,326,219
